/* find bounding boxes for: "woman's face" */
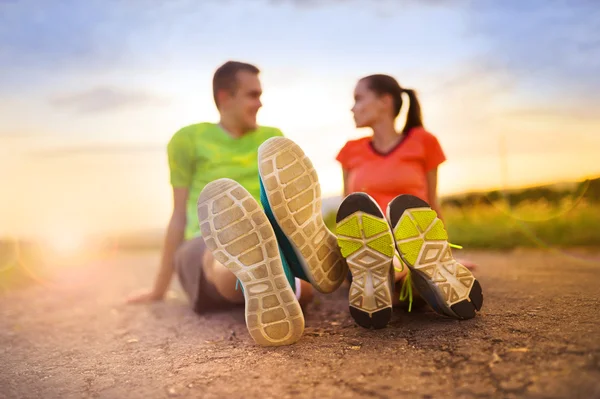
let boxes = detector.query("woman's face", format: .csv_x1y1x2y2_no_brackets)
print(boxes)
351,79,389,128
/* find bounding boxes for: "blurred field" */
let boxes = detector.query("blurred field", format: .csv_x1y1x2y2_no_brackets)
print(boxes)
325,177,600,250
442,199,600,249
2,177,598,292
325,199,600,250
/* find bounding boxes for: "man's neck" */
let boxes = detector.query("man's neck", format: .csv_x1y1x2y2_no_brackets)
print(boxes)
218,119,247,139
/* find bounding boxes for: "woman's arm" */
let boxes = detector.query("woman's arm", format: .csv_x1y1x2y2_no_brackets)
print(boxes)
426,167,444,223
342,168,349,197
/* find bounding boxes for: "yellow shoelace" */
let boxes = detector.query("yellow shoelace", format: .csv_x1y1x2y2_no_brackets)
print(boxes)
393,242,462,312
393,253,414,312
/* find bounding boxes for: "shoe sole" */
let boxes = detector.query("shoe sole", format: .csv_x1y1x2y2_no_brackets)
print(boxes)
387,195,484,319
197,178,304,346
336,193,394,329
258,137,347,294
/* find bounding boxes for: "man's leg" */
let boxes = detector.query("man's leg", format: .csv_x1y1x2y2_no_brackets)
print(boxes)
176,235,313,314
205,245,313,306
202,248,244,304
174,236,240,313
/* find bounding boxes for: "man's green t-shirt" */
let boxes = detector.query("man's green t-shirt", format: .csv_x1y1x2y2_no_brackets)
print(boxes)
167,122,284,240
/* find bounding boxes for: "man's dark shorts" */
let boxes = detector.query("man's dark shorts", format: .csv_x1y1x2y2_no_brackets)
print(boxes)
174,236,233,313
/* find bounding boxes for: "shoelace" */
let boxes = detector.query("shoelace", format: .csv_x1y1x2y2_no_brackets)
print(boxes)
393,253,414,312
392,242,463,312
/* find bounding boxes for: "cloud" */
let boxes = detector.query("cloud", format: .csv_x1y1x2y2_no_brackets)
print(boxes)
426,59,516,96
27,144,164,159
3,0,597,108
0,1,119,66
267,0,467,7
0,132,42,138
0,0,468,70
500,106,600,122
49,87,169,114
467,1,600,95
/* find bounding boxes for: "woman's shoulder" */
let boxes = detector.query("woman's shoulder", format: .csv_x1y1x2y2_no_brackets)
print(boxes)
408,126,437,139
340,136,371,151
336,136,371,167
407,127,443,149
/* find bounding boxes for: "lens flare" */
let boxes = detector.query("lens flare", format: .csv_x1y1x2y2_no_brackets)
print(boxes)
45,233,85,257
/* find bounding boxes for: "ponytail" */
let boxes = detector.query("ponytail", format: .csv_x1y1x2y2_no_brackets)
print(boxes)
402,89,423,133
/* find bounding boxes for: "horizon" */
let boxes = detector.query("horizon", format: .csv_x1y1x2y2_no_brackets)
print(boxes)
2,0,600,241
3,173,597,243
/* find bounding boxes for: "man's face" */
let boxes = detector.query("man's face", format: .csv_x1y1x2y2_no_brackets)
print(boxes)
220,71,263,132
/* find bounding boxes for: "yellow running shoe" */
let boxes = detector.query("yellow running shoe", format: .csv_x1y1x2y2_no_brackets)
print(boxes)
336,192,395,329
387,194,483,319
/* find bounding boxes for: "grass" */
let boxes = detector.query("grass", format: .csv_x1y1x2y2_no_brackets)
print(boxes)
324,198,600,250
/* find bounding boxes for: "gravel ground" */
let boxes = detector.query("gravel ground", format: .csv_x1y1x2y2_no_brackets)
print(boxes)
1,249,599,399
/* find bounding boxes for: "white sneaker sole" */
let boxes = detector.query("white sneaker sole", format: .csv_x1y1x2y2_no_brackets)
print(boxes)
336,192,394,329
258,137,347,294
197,178,304,346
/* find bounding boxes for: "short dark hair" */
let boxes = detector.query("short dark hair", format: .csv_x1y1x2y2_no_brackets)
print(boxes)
212,61,260,108
361,74,424,133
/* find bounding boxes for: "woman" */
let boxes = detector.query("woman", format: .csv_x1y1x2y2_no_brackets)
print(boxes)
335,74,483,329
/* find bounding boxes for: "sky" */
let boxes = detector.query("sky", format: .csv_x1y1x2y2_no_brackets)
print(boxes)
1,0,599,240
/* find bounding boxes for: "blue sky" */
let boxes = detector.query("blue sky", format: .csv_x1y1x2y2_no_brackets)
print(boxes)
2,0,599,238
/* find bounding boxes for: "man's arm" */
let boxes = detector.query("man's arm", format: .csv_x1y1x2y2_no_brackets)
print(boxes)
127,187,189,303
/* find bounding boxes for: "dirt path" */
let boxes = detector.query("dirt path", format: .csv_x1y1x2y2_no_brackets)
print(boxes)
1,249,599,399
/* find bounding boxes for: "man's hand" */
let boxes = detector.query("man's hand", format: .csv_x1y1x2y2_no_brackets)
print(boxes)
126,289,164,304
126,187,188,305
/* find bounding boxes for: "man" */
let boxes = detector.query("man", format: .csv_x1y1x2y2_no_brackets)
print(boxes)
127,61,347,346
